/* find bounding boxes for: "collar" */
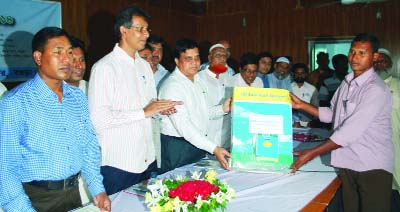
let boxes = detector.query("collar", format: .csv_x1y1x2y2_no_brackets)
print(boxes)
32,74,73,101
174,67,199,82
113,43,141,65
344,67,375,87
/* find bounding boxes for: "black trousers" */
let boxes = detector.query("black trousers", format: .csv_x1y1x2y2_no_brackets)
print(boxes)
339,168,392,212
101,161,157,195
160,134,206,174
23,183,81,212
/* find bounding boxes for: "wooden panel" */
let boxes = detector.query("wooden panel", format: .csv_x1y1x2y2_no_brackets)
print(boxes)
300,176,341,212
48,0,399,74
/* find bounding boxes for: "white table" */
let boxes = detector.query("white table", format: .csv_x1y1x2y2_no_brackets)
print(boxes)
72,139,338,212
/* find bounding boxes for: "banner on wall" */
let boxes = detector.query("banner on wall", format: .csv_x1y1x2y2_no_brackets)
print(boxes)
0,0,61,82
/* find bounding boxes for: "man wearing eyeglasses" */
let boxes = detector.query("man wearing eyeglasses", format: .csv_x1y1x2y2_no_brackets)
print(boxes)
88,6,181,195
198,44,234,149
233,53,263,87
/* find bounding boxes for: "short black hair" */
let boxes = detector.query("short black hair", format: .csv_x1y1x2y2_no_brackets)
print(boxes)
148,35,164,45
114,6,150,41
173,39,198,59
240,53,258,69
32,27,69,53
351,32,379,53
332,54,348,66
68,35,86,55
257,51,273,63
317,52,328,59
291,63,309,74
142,43,154,52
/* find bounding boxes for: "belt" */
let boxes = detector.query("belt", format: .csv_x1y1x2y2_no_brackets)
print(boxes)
27,173,80,190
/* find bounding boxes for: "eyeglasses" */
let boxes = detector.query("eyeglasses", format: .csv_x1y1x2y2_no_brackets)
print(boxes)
213,53,227,59
130,25,152,34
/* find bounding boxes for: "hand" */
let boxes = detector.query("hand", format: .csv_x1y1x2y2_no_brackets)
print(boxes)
290,149,317,173
144,100,183,118
213,147,231,170
94,192,111,212
289,93,304,110
222,98,232,113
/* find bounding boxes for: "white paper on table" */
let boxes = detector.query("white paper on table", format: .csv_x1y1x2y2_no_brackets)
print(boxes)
249,114,283,134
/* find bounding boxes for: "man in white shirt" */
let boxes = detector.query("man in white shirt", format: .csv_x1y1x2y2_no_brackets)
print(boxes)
291,63,319,127
88,6,180,195
199,40,235,76
148,35,170,90
233,53,263,87
66,36,88,95
159,39,231,173
0,82,7,99
198,43,233,149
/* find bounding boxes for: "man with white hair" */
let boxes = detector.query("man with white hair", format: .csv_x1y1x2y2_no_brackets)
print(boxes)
267,56,292,91
374,48,400,201
200,40,235,75
198,43,233,148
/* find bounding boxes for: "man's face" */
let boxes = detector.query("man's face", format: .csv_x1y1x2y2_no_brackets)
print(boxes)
348,41,378,75
139,48,155,70
122,16,150,52
374,53,392,72
221,42,231,59
258,57,272,75
175,48,200,80
274,62,290,80
67,47,86,83
149,42,163,65
34,35,72,82
209,47,227,66
293,68,307,83
240,64,257,86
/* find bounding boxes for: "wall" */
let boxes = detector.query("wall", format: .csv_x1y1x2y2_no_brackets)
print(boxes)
52,0,400,73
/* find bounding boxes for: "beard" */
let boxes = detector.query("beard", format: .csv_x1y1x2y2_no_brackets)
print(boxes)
294,77,306,83
274,71,288,80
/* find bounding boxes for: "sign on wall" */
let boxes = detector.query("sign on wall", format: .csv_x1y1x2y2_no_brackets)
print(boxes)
0,0,61,82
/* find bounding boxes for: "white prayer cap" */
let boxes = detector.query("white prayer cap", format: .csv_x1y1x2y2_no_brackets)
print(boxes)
276,57,290,64
209,43,225,52
378,48,391,57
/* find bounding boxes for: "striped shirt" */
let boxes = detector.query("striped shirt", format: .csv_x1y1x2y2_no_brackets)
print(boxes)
0,74,105,212
88,44,156,173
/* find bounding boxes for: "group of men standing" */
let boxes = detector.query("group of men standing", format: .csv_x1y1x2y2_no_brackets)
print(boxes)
0,5,399,212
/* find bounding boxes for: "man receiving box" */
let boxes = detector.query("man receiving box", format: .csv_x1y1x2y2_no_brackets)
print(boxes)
291,33,393,212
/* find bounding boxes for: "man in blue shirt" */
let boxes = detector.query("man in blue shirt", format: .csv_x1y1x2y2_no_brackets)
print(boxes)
256,51,273,88
0,27,110,212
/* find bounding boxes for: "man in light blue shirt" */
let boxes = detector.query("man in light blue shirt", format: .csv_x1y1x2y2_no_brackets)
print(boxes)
148,35,170,90
267,56,292,91
0,27,110,212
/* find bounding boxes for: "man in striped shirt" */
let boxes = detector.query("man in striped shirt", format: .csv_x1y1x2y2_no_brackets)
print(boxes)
88,6,180,195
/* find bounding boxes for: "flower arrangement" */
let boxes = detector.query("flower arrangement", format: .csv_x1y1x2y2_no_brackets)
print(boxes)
145,170,235,212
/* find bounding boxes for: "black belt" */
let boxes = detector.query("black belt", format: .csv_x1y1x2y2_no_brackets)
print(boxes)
27,173,80,190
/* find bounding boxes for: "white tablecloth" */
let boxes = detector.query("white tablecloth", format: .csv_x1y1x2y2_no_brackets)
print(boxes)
72,139,337,212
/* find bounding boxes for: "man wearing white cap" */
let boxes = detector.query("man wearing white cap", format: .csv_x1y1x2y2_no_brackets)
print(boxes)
200,43,235,76
267,56,292,91
198,43,233,148
374,48,400,199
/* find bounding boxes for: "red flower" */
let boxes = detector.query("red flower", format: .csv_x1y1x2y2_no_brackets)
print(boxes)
168,180,220,203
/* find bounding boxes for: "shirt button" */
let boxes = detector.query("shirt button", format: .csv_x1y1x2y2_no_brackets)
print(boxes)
145,159,147,163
